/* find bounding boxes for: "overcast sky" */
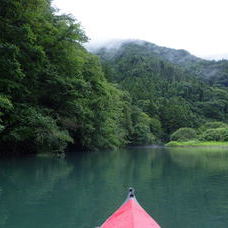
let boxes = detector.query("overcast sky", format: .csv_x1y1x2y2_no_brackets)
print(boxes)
53,0,228,60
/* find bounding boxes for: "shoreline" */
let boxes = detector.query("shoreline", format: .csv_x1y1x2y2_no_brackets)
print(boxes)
166,141,228,147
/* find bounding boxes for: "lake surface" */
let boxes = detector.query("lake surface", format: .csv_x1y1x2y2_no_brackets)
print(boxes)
1,146,228,228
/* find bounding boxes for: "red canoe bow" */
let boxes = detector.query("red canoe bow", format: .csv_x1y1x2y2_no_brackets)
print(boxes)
99,188,161,228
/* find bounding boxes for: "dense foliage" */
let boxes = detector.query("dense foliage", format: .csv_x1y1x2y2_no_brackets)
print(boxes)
168,121,228,144
95,41,228,141
200,128,228,142
0,0,134,155
170,128,197,142
1,2,228,155
199,121,228,142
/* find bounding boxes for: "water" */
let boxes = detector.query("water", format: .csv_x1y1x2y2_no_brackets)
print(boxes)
1,146,228,228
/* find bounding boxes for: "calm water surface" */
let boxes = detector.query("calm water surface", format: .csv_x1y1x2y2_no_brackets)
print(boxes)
1,147,228,228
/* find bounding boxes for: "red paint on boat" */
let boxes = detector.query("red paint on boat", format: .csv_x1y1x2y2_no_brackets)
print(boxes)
100,196,160,228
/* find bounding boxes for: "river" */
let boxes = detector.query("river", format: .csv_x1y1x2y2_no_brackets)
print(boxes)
0,146,228,227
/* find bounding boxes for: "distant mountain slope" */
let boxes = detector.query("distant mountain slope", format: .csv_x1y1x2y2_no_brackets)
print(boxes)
90,40,228,87
90,39,228,139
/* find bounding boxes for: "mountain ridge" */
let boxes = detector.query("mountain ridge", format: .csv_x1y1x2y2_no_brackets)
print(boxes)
90,39,228,141
88,39,228,86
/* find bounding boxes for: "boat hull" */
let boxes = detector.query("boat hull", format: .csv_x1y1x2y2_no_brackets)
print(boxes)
100,189,160,228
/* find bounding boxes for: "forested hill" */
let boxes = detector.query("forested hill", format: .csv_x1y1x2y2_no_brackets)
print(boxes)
92,40,228,140
0,0,135,155
1,1,228,156
92,40,228,87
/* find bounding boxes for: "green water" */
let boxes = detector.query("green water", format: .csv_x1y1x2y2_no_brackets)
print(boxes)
1,147,228,228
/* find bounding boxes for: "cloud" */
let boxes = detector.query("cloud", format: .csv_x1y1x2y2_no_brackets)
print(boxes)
53,0,228,59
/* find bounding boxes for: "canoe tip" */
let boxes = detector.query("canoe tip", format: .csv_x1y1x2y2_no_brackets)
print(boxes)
128,187,135,198
129,187,134,192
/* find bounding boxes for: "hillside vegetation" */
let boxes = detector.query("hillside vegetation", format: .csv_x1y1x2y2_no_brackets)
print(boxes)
167,121,228,146
94,41,228,141
1,1,228,156
94,40,228,86
0,0,134,155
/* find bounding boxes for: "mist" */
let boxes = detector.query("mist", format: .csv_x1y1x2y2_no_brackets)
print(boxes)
53,0,228,60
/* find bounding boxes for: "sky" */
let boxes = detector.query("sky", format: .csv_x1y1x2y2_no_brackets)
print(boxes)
53,0,228,60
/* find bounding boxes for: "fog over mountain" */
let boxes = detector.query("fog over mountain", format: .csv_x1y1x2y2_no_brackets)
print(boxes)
86,39,225,61
87,39,228,83
205,53,228,61
54,0,228,61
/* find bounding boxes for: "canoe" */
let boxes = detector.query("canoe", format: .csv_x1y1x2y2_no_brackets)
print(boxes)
99,188,161,228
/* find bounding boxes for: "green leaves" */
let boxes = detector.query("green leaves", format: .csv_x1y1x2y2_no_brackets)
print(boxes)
0,95,13,110
0,95,13,135
0,0,132,154
0,43,24,80
129,107,157,145
200,128,228,142
7,107,73,153
170,128,197,142
97,41,228,143
2,0,227,155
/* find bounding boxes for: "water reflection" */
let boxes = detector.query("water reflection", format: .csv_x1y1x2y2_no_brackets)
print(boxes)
166,147,228,228
0,147,228,228
169,147,228,172
0,157,73,228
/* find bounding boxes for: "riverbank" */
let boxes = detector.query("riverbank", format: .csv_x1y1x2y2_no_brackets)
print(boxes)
166,141,228,147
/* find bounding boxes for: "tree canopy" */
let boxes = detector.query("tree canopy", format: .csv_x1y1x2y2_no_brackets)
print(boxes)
0,0,132,155
1,2,228,156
